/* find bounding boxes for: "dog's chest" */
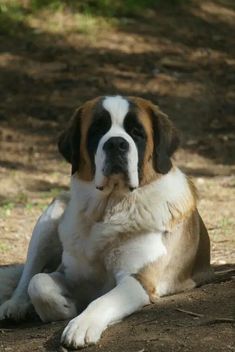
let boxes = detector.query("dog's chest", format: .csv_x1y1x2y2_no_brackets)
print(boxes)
59,208,166,287
58,186,170,284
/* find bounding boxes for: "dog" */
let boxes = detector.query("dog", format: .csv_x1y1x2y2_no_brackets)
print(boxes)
0,95,214,349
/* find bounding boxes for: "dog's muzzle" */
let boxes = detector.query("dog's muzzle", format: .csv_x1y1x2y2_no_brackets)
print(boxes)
95,134,139,192
102,137,129,177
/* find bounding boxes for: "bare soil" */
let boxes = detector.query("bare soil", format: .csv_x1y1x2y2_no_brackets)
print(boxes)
0,0,234,351
0,278,234,352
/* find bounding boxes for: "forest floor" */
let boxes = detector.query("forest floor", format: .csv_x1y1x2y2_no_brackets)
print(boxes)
0,0,234,351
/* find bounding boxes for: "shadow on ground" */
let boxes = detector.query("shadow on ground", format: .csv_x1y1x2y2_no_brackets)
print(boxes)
0,0,234,171
0,265,234,352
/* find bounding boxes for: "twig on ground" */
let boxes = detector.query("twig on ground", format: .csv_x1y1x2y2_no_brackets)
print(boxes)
215,268,235,275
213,269,235,283
135,318,158,325
176,308,204,318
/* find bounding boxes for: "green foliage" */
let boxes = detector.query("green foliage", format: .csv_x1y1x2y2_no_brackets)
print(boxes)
0,202,14,217
30,0,185,17
0,0,186,37
78,0,157,17
0,191,49,217
0,1,26,35
30,0,64,11
0,242,10,254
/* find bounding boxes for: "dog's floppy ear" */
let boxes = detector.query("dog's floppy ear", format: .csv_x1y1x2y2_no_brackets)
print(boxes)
150,105,180,174
58,107,82,174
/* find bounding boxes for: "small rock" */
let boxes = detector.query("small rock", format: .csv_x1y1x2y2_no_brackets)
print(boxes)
197,178,205,185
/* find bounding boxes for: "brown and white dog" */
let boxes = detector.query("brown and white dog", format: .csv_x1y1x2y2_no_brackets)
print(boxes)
0,96,214,349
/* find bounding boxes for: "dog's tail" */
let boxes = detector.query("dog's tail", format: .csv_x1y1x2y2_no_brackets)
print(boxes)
0,265,23,304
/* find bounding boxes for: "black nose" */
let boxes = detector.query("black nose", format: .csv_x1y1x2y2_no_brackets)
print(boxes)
103,137,129,153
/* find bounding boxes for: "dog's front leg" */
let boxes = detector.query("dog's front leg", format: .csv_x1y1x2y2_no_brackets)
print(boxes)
61,276,150,349
0,194,68,321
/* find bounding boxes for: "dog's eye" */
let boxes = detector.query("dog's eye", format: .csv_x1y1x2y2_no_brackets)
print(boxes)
90,118,108,136
90,121,103,134
131,127,144,139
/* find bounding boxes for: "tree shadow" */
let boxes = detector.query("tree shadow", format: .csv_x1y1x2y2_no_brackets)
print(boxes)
0,0,234,173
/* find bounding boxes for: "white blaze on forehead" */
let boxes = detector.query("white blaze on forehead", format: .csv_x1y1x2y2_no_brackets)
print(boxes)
95,95,139,190
103,96,129,125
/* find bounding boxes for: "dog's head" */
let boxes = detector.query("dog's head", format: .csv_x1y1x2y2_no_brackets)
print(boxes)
58,96,179,191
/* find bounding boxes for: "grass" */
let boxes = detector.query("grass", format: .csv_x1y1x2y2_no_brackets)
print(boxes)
29,0,186,17
0,0,186,37
0,242,10,254
0,200,45,217
0,1,27,36
219,217,234,236
0,202,15,217
0,0,115,37
0,188,64,218
29,8,115,35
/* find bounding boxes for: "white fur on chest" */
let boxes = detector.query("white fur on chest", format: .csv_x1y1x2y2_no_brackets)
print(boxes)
58,167,191,284
107,232,167,283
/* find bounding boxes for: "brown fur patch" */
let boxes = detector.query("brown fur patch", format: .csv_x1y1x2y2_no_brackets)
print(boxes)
166,173,198,230
133,263,159,303
129,97,179,185
74,97,100,182
134,208,212,301
129,97,160,185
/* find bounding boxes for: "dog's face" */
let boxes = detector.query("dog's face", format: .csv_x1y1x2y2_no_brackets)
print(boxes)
58,96,179,191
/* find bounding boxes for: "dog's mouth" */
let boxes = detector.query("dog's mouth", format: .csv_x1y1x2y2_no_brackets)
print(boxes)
103,161,127,178
96,175,135,192
96,160,137,192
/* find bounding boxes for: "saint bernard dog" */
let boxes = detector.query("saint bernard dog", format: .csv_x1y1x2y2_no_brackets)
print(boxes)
0,95,214,349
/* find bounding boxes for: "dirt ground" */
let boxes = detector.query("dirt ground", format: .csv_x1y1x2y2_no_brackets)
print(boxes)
0,0,234,351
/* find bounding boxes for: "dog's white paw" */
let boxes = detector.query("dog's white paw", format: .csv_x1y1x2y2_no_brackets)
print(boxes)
61,311,106,349
0,297,31,321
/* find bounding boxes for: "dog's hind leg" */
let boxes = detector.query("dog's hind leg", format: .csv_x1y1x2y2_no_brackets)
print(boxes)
28,272,77,322
0,192,69,321
0,265,24,305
